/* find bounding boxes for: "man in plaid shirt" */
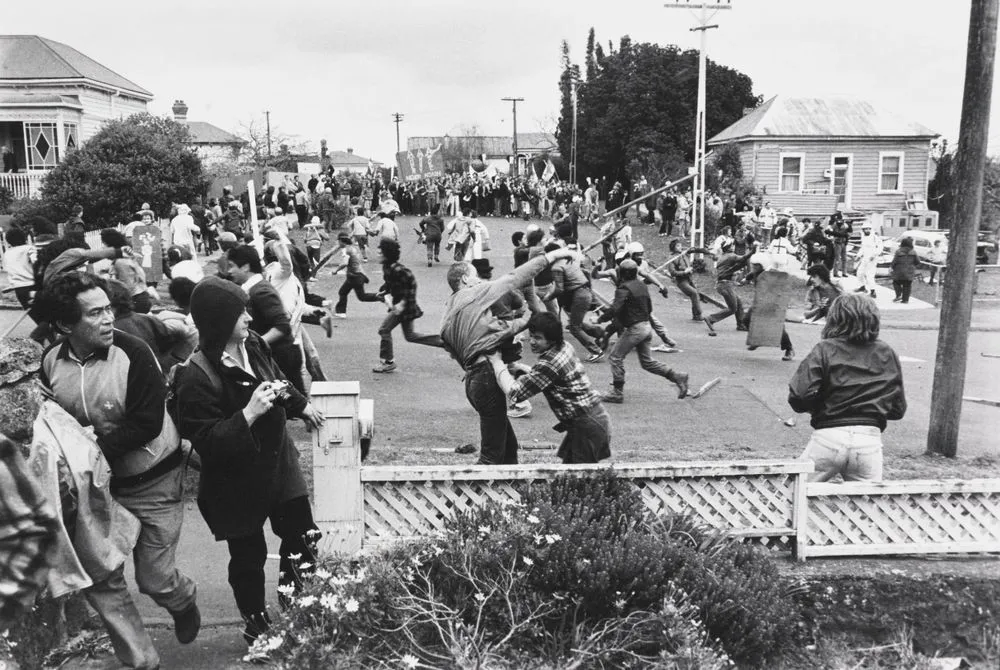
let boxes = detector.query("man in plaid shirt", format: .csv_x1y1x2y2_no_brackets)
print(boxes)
372,239,444,373
489,313,611,464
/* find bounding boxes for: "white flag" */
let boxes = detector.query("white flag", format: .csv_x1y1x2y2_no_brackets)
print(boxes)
542,159,556,182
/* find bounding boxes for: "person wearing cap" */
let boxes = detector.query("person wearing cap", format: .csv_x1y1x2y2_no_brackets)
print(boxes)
440,245,582,464
703,240,757,336
488,311,611,463
540,240,606,362
599,259,690,404
855,222,883,298
370,239,444,374
171,276,325,646
666,238,717,321
625,241,681,352
302,215,329,270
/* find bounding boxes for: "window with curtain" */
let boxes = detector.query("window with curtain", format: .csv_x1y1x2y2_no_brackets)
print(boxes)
779,155,803,192
879,154,902,191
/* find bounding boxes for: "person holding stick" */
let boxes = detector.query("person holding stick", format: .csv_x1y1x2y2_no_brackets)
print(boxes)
665,238,717,321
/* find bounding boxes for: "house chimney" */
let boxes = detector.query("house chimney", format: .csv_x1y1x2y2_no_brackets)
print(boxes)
347,148,354,155
172,100,188,122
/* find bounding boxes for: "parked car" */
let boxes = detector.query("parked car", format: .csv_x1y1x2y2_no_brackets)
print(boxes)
896,231,948,263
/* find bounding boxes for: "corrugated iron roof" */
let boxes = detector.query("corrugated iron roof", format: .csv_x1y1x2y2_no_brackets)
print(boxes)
708,96,937,144
0,92,82,108
185,121,243,145
0,35,152,98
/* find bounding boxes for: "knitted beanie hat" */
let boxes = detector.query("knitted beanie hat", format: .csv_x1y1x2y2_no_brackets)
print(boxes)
189,276,248,356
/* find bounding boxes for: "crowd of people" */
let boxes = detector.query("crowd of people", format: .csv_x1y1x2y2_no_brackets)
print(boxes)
0,173,909,666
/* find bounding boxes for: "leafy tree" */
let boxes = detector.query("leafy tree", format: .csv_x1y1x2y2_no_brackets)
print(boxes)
234,114,308,169
712,142,744,192
558,29,760,189
40,114,208,228
556,41,581,181
929,150,1000,232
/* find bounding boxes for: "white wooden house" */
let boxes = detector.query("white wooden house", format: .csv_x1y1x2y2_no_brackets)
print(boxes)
708,96,940,224
0,35,152,198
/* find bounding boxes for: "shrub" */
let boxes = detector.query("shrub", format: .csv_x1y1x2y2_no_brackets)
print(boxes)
0,186,13,214
261,472,799,669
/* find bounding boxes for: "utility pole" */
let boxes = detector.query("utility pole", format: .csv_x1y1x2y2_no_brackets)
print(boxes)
570,81,578,186
502,97,524,177
265,110,272,165
927,0,998,457
664,0,731,249
391,112,405,154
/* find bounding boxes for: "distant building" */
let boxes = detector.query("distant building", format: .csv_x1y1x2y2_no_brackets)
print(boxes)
407,132,558,174
0,34,152,196
171,100,244,165
708,95,940,226
324,147,381,174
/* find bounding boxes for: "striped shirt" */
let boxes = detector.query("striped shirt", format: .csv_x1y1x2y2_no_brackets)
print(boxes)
508,341,601,422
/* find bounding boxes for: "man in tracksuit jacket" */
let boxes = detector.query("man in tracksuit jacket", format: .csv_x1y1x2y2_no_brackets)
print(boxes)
37,272,199,667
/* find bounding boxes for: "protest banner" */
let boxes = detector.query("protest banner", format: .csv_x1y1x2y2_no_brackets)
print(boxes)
132,225,163,282
396,144,443,181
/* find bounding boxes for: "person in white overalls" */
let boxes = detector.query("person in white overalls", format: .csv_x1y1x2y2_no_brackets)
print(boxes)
854,222,884,298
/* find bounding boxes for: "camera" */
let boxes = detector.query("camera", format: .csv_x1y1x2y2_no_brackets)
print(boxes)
268,380,292,406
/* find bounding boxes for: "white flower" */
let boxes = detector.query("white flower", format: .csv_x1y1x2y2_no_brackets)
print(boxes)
298,595,317,608
277,584,296,596
410,555,423,567
264,634,284,651
432,545,444,556
533,534,544,545
526,514,540,524
478,525,491,534
314,568,331,580
299,562,313,571
544,533,562,545
353,569,367,582
320,592,339,611
614,598,626,609
474,592,487,602
401,654,420,668
344,597,360,613
306,529,323,537
522,556,534,566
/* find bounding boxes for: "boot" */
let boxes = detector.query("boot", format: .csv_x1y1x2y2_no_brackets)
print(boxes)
601,386,624,404
242,610,272,646
667,371,689,399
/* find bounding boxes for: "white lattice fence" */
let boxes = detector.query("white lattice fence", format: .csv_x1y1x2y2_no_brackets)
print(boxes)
802,480,1000,558
360,461,812,550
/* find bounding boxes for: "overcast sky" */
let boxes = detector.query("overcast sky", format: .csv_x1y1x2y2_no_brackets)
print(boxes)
6,0,999,163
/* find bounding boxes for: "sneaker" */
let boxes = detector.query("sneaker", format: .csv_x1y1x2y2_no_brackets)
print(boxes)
321,315,333,338
373,361,397,373
601,388,624,404
691,316,704,322
652,345,681,353
585,350,606,363
782,349,795,361
507,401,532,419
333,312,347,319
703,318,717,336
172,602,201,644
434,257,440,262
893,297,902,303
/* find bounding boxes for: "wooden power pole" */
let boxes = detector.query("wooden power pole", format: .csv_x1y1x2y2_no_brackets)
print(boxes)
391,112,404,154
927,0,999,457
502,97,524,177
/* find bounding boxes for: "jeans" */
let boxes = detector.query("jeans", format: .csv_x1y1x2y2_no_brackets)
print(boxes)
558,404,612,464
833,242,848,275
609,321,674,389
893,280,912,302
801,426,883,482
85,565,159,669
706,280,744,327
465,363,519,464
377,313,444,362
674,276,702,319
658,212,675,236
563,288,601,354
425,239,441,262
306,245,321,268
335,275,377,314
226,495,317,617
648,313,674,345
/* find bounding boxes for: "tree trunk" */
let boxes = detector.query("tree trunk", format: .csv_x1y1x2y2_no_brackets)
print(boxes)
927,0,999,457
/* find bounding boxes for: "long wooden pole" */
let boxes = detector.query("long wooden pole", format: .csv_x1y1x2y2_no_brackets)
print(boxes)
927,0,999,457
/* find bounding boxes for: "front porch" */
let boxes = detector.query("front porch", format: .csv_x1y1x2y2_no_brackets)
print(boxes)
0,93,83,198
0,171,47,198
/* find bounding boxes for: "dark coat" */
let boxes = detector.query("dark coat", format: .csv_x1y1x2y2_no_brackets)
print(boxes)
891,246,919,281
171,333,308,540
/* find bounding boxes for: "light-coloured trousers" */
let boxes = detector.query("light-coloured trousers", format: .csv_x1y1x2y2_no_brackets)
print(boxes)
800,425,883,482
856,256,878,292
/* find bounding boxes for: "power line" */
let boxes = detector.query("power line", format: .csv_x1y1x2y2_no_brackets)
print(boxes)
391,112,405,154
502,97,524,177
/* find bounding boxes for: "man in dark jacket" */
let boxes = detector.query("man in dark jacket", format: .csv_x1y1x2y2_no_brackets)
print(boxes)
600,260,689,404
172,276,324,645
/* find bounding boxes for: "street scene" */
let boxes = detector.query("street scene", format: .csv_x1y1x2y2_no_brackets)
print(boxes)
1,1,1000,669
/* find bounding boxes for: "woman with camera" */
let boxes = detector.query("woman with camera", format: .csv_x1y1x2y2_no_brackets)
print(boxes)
171,276,324,647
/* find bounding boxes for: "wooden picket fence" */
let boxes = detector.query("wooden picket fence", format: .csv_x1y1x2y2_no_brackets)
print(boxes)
310,384,1000,561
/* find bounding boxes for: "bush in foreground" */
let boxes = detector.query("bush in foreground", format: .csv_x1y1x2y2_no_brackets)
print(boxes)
259,472,801,668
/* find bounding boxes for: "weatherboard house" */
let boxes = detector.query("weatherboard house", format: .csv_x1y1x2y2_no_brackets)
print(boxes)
708,96,941,228
0,35,153,197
